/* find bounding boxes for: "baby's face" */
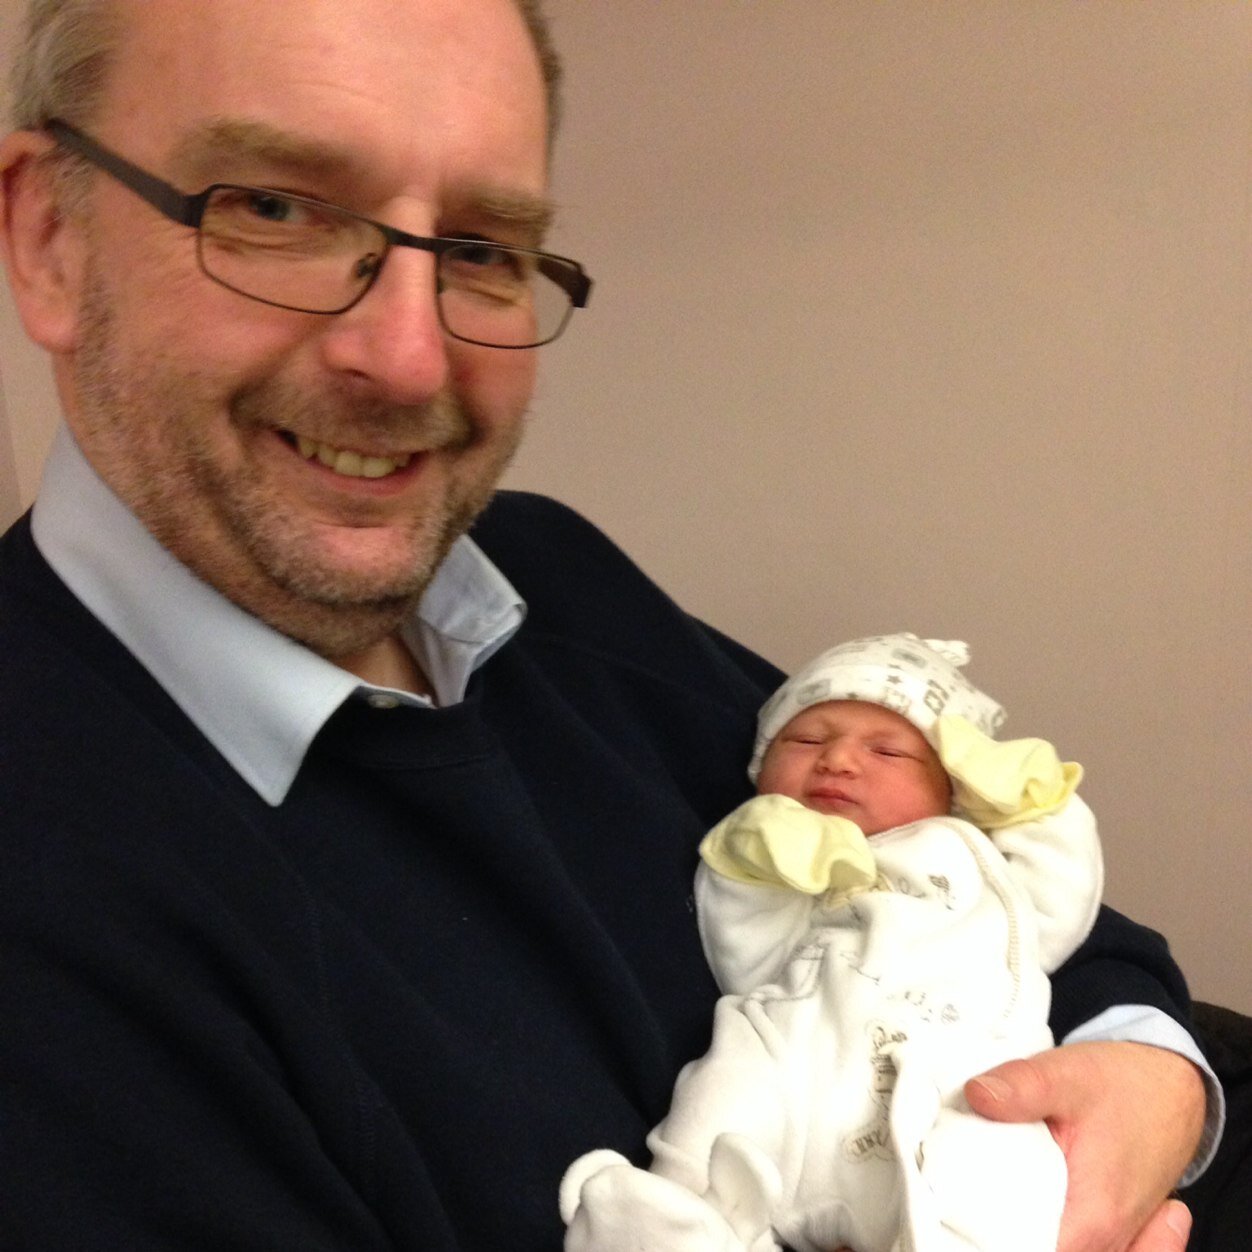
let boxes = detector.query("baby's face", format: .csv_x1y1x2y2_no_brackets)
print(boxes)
756,700,951,836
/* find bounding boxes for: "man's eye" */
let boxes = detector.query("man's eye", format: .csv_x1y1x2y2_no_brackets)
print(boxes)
455,239,529,274
202,189,358,258
247,193,298,223
456,241,504,265
242,192,341,231
208,189,337,232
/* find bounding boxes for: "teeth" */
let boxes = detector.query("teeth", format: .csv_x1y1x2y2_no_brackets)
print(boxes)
294,435,412,479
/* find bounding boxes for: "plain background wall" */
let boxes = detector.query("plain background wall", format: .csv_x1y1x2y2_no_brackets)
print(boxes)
0,0,47,508
2,2,1250,1011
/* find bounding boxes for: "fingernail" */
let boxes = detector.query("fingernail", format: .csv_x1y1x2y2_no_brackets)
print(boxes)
970,1075,1012,1103
1165,1201,1192,1241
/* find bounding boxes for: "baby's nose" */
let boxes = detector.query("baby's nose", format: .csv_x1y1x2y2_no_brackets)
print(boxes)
819,740,859,773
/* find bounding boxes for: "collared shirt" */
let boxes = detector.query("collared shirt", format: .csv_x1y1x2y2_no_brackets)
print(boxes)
31,425,524,806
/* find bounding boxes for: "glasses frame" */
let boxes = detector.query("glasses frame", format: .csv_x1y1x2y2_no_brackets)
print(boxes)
44,118,592,349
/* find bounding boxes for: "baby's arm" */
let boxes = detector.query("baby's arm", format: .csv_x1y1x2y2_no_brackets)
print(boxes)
935,714,1103,970
695,794,876,993
989,794,1102,971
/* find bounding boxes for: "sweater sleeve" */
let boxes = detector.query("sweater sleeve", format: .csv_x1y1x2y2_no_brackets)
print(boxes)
1048,904,1195,1042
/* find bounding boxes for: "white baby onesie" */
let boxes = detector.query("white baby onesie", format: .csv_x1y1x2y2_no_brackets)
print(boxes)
561,791,1102,1252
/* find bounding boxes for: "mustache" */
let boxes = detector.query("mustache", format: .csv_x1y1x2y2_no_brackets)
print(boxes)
228,377,474,451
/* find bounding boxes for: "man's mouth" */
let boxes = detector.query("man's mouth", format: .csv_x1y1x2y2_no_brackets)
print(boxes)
291,434,414,480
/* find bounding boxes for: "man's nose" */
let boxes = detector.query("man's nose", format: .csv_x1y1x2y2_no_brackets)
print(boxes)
317,247,451,404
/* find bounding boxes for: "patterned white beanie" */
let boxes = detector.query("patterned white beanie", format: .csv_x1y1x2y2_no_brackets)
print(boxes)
748,633,1006,782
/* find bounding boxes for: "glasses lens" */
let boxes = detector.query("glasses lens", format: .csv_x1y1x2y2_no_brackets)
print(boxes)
437,241,575,348
197,188,384,313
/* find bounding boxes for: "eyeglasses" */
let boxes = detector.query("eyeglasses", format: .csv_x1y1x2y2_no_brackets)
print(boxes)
45,119,592,349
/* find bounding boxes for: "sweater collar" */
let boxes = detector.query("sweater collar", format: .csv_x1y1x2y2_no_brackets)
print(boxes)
31,426,524,805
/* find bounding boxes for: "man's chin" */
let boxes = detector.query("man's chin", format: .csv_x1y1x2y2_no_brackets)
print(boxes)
220,482,495,651
241,566,423,660
251,521,444,604
270,556,432,612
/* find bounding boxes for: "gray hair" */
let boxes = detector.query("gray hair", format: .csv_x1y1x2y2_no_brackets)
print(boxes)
9,0,563,139
8,0,118,131
515,0,563,140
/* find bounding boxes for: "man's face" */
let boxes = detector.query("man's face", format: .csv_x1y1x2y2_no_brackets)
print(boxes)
58,0,550,658
756,700,952,836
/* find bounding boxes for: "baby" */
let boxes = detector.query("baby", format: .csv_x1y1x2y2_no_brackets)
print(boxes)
560,633,1102,1252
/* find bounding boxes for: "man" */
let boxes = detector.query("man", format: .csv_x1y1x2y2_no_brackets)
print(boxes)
0,1,1214,1248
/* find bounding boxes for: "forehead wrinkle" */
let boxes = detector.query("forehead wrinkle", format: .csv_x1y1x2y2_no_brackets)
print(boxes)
167,118,366,183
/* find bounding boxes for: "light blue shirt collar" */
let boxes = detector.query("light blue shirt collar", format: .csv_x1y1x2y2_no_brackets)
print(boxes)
31,426,525,806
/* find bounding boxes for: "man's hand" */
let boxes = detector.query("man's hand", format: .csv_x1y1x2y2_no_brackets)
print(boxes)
966,1041,1205,1252
1128,1201,1193,1251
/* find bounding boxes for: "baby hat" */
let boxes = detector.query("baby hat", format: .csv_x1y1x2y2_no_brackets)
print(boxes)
747,633,1006,781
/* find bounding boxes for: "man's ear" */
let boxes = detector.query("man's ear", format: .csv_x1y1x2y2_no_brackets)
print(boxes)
0,129,87,354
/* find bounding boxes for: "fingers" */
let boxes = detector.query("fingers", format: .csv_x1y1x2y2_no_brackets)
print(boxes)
1126,1200,1192,1252
965,1051,1078,1125
965,1045,1200,1252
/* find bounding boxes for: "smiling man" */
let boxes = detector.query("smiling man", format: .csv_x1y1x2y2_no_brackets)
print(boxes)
0,1,1215,1249
19,0,555,689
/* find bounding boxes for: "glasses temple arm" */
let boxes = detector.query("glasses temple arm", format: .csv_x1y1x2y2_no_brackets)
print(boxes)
45,119,203,228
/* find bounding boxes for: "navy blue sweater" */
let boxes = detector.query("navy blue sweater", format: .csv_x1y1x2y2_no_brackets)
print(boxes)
0,491,1194,1250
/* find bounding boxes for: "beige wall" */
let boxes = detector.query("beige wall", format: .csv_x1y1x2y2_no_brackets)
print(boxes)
3,3,1250,1010
505,2,1252,1010
0,0,55,522
0,341,18,516
0,278,53,520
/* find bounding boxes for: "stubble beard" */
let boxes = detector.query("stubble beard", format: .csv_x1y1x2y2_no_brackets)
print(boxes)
71,271,522,660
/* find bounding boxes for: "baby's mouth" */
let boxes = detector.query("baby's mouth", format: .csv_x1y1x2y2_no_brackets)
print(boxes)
808,787,857,809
